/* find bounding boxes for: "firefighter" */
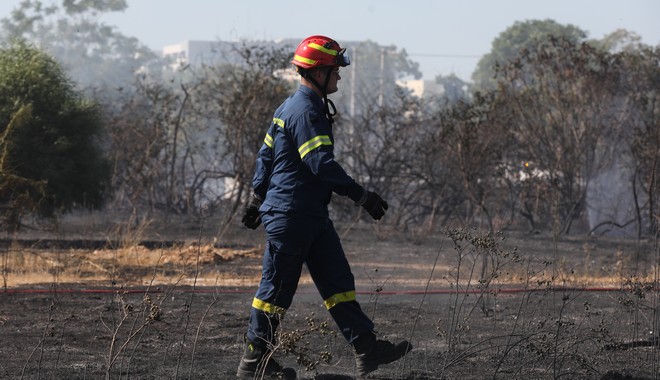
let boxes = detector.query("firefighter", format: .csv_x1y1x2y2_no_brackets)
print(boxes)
236,35,412,379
